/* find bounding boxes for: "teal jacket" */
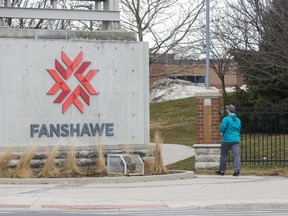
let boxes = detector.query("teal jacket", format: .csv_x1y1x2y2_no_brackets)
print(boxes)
220,113,241,142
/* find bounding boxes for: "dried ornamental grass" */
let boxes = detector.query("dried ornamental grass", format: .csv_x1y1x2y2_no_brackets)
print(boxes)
88,142,108,177
37,145,60,178
152,131,168,174
124,143,134,155
143,158,154,175
13,147,36,178
60,144,83,177
0,148,14,178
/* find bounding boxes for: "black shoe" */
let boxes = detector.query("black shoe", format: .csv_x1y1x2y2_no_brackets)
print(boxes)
215,170,225,176
233,171,240,176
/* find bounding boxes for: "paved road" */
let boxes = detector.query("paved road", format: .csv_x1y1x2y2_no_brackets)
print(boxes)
0,208,288,216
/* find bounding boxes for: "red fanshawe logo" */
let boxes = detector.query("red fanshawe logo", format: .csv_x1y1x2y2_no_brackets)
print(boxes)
47,51,98,113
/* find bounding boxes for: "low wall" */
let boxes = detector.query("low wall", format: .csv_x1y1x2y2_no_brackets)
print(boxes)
193,144,221,169
2,144,154,175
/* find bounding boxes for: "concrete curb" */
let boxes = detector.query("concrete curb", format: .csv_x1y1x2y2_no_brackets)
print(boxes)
0,170,195,184
185,200,288,210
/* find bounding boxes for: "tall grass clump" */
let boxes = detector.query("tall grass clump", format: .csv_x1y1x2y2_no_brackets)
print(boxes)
13,147,36,178
88,141,108,177
0,148,14,178
124,143,134,155
60,144,83,177
37,145,60,178
153,131,168,173
144,158,155,174
144,131,168,174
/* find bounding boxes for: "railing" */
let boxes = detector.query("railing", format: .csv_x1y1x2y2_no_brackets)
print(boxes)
234,106,288,165
0,0,120,30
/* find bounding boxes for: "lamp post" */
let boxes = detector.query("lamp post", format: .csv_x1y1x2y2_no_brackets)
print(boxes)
205,0,210,89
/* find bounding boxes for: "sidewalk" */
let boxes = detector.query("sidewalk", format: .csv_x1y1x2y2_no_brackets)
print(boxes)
0,175,287,211
0,144,287,211
160,143,195,165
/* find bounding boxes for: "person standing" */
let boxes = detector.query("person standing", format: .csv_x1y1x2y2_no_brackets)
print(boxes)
215,104,241,176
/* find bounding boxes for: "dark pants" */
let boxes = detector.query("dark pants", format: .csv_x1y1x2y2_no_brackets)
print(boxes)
219,141,240,172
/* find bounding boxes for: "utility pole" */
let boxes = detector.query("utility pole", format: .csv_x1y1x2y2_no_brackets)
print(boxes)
205,0,210,89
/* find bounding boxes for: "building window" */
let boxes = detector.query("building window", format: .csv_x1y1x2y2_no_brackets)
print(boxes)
168,76,205,84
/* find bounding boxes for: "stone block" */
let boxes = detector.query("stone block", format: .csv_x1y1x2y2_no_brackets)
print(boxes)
196,155,220,162
195,162,219,169
193,144,221,170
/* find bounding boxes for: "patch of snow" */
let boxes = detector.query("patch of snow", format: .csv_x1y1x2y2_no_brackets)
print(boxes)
150,78,219,103
240,85,247,91
150,78,246,103
225,87,236,93
225,85,247,93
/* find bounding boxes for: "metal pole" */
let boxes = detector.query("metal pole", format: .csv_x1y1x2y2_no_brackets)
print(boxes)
90,4,93,31
205,0,210,89
0,0,3,26
1,0,11,26
49,0,57,30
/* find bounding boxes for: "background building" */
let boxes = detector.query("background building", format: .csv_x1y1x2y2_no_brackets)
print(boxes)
149,54,244,89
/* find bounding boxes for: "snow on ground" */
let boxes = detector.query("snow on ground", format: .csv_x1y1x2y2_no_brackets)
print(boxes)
150,78,246,103
150,78,219,103
225,85,247,93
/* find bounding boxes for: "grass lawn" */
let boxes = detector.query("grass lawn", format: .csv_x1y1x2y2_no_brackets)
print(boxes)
150,97,197,146
150,97,288,177
167,157,288,177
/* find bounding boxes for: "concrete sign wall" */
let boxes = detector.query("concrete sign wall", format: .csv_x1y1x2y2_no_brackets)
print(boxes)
0,29,149,147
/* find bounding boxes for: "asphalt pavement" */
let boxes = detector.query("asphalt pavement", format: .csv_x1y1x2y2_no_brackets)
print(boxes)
0,144,287,212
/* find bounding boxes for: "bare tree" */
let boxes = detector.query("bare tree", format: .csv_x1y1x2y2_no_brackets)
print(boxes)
194,22,234,100
208,4,239,102
177,1,238,101
120,0,205,64
1,0,101,30
224,0,288,95
3,0,50,28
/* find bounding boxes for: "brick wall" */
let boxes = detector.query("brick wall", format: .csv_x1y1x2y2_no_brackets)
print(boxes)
196,92,221,144
194,91,222,169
